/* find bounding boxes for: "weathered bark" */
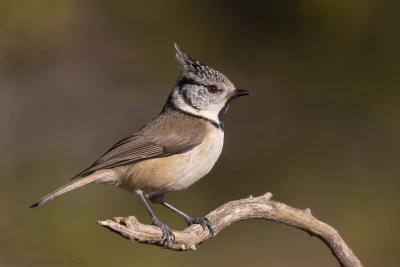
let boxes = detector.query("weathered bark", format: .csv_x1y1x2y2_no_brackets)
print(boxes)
98,193,363,267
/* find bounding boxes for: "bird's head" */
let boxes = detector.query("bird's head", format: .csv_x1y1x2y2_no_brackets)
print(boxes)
168,43,250,128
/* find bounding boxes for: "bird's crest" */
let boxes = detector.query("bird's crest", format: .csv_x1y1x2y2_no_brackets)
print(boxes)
174,42,228,83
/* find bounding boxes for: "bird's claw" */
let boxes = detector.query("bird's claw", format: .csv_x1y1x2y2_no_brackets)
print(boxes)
186,216,214,236
152,218,175,247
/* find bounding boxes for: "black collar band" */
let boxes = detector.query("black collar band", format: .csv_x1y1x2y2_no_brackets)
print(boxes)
169,105,223,130
162,91,224,130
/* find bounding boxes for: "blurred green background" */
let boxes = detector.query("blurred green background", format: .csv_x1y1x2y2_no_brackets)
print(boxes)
1,0,399,266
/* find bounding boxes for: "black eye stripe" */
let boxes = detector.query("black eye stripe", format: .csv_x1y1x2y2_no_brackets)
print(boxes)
176,78,201,111
177,77,222,95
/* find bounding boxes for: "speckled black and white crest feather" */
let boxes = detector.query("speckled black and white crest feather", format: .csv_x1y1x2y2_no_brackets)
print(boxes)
174,43,228,83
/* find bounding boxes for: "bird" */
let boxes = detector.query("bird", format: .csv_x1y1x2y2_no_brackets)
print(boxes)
30,43,250,245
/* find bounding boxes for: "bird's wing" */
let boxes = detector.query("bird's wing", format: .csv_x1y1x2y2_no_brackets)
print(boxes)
73,111,207,178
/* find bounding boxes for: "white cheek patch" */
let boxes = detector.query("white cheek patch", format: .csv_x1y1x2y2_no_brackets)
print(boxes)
172,88,223,125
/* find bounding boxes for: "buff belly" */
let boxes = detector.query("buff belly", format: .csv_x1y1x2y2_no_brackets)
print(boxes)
110,126,224,196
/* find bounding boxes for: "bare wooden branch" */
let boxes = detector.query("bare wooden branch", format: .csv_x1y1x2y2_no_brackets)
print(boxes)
98,193,363,267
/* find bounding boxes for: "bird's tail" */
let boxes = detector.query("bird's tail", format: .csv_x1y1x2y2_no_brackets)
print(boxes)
30,172,103,208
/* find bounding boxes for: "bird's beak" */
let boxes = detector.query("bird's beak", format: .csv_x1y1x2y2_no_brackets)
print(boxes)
231,89,251,99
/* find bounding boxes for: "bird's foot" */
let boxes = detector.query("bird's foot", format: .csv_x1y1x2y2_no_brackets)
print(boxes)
152,218,175,247
185,216,214,236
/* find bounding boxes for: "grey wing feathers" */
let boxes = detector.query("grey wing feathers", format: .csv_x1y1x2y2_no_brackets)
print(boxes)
95,135,162,165
73,137,163,178
73,110,207,179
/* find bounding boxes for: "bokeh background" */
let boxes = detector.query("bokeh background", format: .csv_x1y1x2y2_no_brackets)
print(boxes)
1,0,399,266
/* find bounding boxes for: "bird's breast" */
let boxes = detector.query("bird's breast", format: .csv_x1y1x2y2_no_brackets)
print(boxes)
122,125,224,195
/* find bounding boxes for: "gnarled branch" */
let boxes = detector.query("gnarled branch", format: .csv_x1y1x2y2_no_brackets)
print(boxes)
98,193,363,267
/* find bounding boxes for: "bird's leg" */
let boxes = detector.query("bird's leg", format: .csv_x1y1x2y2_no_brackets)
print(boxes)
150,195,213,236
135,190,175,246
163,201,214,235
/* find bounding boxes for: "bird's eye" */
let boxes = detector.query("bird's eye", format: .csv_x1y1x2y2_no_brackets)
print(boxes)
207,85,218,93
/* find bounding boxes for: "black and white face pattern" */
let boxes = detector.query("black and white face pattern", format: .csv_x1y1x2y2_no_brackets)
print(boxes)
172,72,236,126
169,43,243,128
